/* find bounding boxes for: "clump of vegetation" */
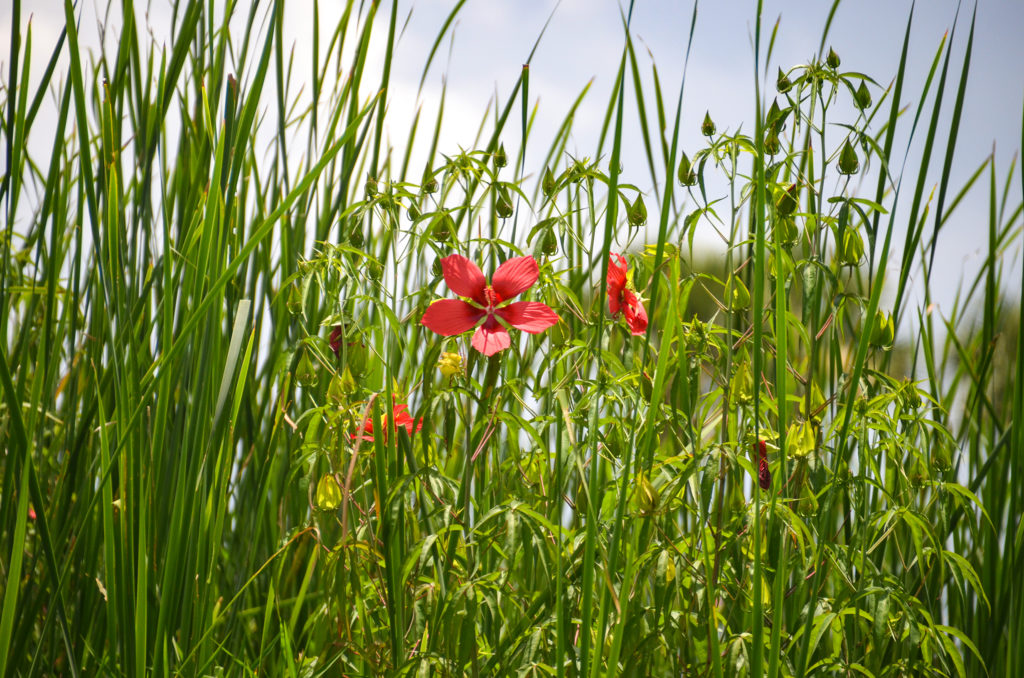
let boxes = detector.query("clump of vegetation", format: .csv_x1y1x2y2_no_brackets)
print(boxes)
2,1,1021,676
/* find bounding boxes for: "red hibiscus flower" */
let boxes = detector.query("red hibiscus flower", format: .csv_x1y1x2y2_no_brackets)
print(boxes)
421,254,560,356
353,403,422,442
607,253,648,335
756,439,771,491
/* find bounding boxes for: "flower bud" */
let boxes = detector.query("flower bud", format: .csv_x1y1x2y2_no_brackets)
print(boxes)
635,474,660,515
437,352,464,379
677,152,697,186
701,110,716,137
431,210,455,241
287,284,303,315
627,194,647,227
869,310,895,349
367,259,384,280
855,81,872,110
826,47,841,69
422,168,438,194
348,225,364,248
496,185,514,219
296,350,318,387
542,167,557,197
541,230,558,256
776,183,798,217
728,275,750,311
431,257,443,277
797,483,818,516
838,139,859,175
407,202,421,222
365,175,378,198
777,67,793,93
838,228,864,266
774,217,798,247
315,475,342,511
765,133,780,156
494,143,508,168
346,341,369,377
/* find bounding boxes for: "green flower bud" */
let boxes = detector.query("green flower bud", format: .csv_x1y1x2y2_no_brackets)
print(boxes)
348,225,364,248
701,110,716,137
826,47,841,69
730,360,753,407
542,166,557,197
787,420,816,458
431,211,455,241
287,284,303,315
542,230,558,256
869,310,895,349
838,139,859,175
431,257,443,277
407,202,421,222
494,143,508,168
728,275,750,311
774,217,799,247
855,81,872,110
838,228,864,266
627,194,647,227
346,341,369,377
776,183,798,217
296,350,318,387
496,185,514,219
422,168,438,194
367,259,384,280
365,175,378,198
777,67,793,93
765,132,780,156
677,152,697,186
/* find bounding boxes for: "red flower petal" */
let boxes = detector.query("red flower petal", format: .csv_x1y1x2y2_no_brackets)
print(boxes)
421,299,485,336
491,256,539,301
622,290,648,335
607,253,627,315
329,325,343,357
471,317,511,355
495,301,560,333
391,404,423,435
758,458,771,490
441,255,487,304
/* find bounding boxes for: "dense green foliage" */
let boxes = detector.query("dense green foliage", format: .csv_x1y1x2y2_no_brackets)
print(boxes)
2,1,1022,676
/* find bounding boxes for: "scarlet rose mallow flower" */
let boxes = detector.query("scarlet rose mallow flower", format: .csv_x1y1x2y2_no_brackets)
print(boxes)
353,403,422,443
607,253,648,335
421,254,560,356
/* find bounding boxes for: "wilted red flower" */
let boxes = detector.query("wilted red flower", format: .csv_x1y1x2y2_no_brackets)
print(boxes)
607,253,648,335
756,440,771,490
329,325,343,357
353,403,422,442
421,254,560,356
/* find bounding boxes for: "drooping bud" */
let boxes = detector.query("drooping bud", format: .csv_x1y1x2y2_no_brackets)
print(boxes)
431,257,443,277
765,133,780,156
494,143,508,168
627,194,647,227
541,230,558,256
701,110,716,137
826,47,841,69
496,185,514,219
431,210,455,241
407,202,421,222
838,139,859,175
855,81,872,110
422,168,438,194
777,67,793,93
776,183,798,217
728,275,750,311
542,167,557,197
677,152,697,186
838,228,864,266
296,350,318,387
869,310,895,349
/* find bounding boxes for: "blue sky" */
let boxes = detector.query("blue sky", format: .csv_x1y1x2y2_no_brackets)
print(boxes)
4,0,1021,311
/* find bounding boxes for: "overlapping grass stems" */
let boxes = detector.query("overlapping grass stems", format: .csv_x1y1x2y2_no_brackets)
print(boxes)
1,0,1022,674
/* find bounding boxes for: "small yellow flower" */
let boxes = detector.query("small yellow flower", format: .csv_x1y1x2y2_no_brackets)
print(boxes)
438,352,463,379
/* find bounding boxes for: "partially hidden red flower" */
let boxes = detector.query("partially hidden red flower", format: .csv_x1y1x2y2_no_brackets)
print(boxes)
607,253,648,336
353,403,423,443
329,325,343,357
756,439,771,491
421,254,560,356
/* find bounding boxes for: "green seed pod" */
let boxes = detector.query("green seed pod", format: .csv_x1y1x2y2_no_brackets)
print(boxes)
765,132,780,156
542,230,558,256
346,341,369,377
348,224,364,248
701,110,716,137
542,166,557,197
422,168,438,194
776,183,798,217
296,350,318,387
496,185,514,219
494,143,508,168
365,175,378,198
869,310,895,348
431,211,455,241
627,194,647,227
838,228,864,266
777,67,793,93
931,445,951,473
287,284,303,315
407,202,421,222
855,81,872,110
367,259,384,281
677,152,697,186
838,139,859,175
826,46,841,69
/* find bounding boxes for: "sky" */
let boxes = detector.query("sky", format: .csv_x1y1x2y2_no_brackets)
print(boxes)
3,0,1022,314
